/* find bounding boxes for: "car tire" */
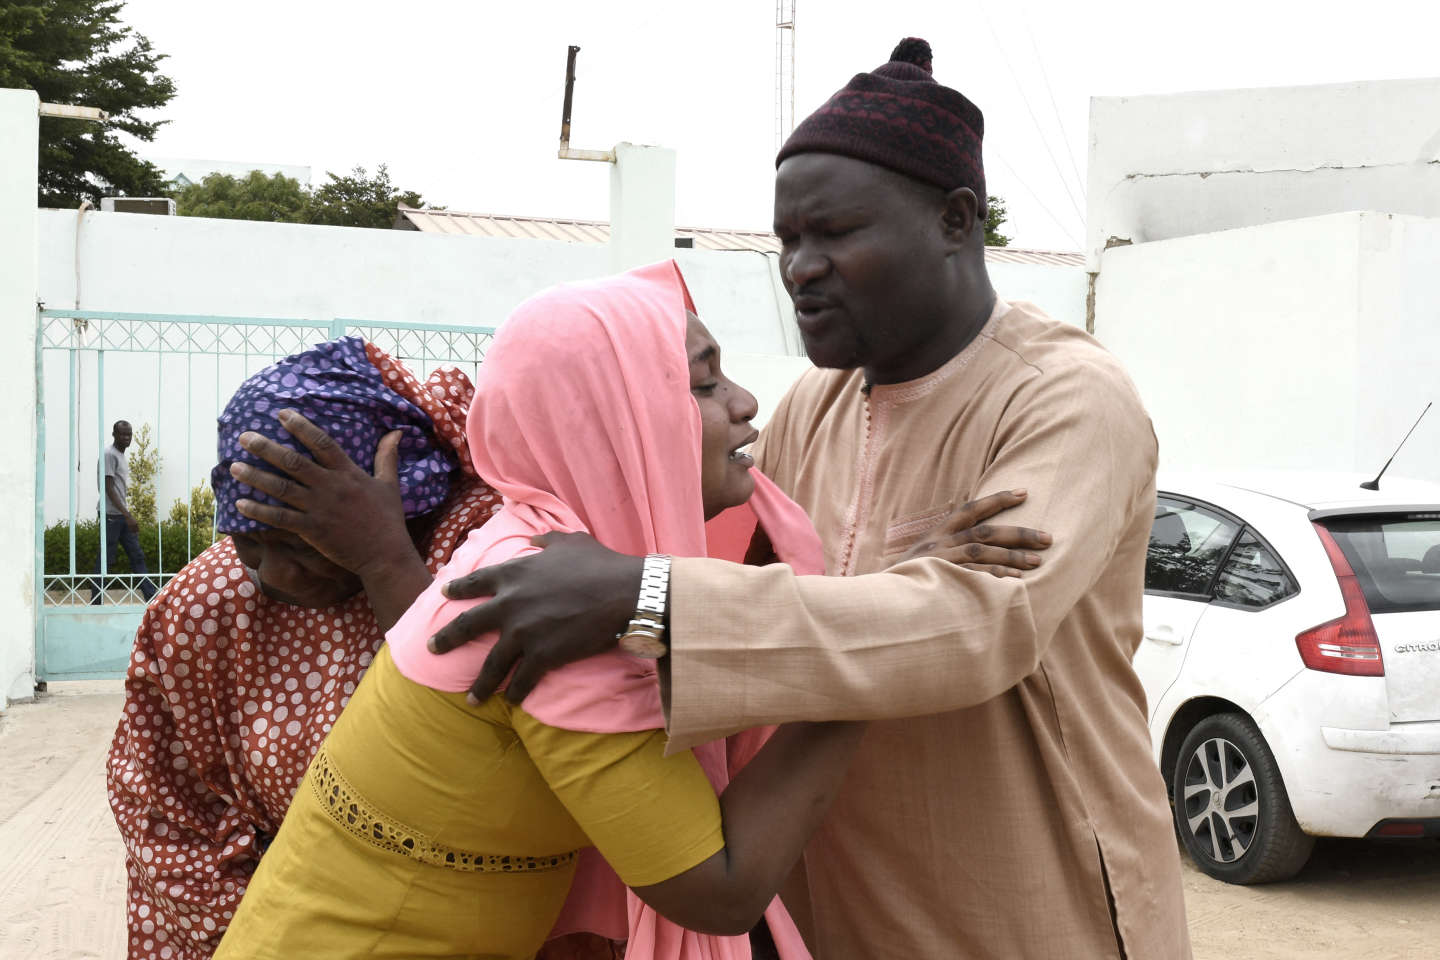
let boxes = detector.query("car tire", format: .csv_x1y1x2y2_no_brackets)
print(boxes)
1172,712,1315,884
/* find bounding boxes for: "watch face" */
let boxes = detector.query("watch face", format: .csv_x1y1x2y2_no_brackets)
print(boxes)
619,632,668,659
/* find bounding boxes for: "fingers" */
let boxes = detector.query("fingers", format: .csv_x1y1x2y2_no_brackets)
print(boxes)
235,498,309,533
236,431,324,488
440,566,501,601
959,563,1024,579
373,431,402,485
467,633,524,705
950,523,1054,550
229,460,311,509
500,653,551,705
527,530,590,549
276,409,355,471
956,542,1042,570
427,594,504,652
941,489,1027,534
905,541,1041,570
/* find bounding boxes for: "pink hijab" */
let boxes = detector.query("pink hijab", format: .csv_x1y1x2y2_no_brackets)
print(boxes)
386,261,821,960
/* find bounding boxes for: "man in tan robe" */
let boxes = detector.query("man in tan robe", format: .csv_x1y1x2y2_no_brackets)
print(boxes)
664,290,1182,957
433,44,1190,960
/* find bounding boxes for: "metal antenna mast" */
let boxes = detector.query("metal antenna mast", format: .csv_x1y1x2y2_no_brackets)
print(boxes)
775,1,796,152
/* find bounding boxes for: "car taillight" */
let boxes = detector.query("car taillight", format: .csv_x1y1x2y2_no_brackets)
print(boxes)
1294,523,1385,677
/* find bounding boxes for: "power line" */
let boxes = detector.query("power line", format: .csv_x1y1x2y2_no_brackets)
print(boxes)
976,0,1085,234
989,151,1082,249
1021,7,1087,206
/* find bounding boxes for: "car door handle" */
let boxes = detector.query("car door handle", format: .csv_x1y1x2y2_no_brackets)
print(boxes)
1144,624,1185,645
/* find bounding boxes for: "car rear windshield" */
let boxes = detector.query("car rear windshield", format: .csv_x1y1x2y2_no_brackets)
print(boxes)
1321,513,1440,614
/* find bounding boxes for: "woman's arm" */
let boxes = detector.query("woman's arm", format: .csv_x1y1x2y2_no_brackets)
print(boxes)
516,709,863,937
634,721,864,935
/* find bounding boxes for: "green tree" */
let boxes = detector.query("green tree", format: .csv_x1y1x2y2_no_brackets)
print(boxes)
984,194,1011,247
172,165,435,229
126,422,159,524
304,164,427,229
1,0,177,206
173,170,310,223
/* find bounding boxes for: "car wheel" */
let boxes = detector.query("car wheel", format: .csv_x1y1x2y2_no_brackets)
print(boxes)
1172,712,1315,884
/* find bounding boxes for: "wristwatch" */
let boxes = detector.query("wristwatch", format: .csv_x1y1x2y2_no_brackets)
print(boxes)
617,554,671,658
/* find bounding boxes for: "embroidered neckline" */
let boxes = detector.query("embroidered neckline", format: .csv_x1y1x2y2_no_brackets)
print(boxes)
865,297,1010,406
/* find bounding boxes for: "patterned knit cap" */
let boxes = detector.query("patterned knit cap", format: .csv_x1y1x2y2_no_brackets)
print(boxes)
212,335,461,533
776,40,985,200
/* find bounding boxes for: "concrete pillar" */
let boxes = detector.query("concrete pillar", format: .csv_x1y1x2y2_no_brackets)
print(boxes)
608,142,676,273
0,89,39,711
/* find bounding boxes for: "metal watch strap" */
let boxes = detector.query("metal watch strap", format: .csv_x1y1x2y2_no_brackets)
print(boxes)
635,554,671,617
619,555,671,658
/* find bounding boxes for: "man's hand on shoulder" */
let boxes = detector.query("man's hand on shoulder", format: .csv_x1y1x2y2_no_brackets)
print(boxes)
429,493,1052,707
430,532,643,705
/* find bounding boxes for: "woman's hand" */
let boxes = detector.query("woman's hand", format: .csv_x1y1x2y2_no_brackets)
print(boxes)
895,489,1053,577
230,409,413,578
231,410,435,630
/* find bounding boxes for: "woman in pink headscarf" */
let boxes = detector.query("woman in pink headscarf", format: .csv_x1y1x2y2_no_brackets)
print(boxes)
212,262,855,959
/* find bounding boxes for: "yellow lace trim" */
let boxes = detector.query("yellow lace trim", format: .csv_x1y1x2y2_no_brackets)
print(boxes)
308,745,579,874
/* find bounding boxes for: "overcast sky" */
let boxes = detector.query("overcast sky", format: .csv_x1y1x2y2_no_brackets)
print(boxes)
118,0,1439,251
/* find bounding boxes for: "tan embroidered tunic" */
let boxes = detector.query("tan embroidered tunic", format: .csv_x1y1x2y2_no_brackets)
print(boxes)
668,299,1192,959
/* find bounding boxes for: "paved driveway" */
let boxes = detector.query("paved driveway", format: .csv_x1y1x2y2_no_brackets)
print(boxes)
1,682,1437,959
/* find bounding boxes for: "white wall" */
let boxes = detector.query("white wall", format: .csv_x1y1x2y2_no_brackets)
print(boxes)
39,210,1086,351
1094,212,1440,484
609,144,676,274
726,352,812,432
989,260,1088,329
34,212,818,532
1,89,39,710
38,209,801,355
34,209,1084,535
1355,213,1440,481
1086,78,1440,269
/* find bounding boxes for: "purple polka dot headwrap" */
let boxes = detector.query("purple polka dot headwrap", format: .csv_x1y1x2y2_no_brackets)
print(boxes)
212,335,458,533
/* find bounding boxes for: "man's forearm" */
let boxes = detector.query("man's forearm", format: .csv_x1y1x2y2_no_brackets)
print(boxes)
663,556,1050,746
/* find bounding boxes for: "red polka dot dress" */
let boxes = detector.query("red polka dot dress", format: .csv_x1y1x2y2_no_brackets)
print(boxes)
106,354,501,960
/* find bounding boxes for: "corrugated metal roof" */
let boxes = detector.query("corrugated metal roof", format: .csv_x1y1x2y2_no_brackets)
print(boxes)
395,205,1084,267
983,247,1085,266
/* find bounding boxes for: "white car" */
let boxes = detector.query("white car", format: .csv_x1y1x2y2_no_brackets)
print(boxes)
1134,472,1440,884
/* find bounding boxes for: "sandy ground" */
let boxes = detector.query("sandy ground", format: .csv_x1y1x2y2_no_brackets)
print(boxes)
2,682,1437,960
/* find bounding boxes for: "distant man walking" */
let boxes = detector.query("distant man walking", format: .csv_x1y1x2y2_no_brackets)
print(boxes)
92,420,156,604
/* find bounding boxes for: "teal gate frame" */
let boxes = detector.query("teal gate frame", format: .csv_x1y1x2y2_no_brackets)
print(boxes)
35,309,494,682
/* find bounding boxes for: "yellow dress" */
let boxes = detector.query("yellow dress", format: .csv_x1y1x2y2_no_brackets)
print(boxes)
214,644,724,959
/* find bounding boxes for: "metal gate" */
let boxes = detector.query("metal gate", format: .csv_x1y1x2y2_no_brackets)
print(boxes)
35,309,493,681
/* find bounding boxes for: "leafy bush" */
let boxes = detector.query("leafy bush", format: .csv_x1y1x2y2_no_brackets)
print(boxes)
48,470,221,584
127,423,160,525
169,480,216,530
44,516,219,577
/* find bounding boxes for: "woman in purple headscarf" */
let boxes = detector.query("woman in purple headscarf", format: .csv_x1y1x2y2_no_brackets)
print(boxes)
106,337,510,960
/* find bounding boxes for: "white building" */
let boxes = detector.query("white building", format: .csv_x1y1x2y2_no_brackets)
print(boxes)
1085,77,1440,270
1089,78,1440,485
